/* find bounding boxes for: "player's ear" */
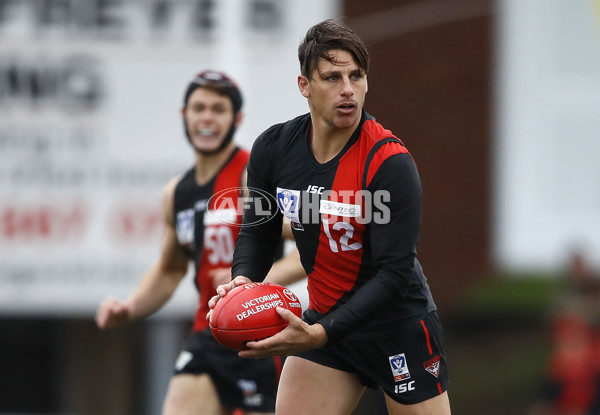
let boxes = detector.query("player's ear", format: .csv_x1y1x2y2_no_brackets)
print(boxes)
180,106,186,117
365,75,368,93
234,110,243,129
298,75,310,98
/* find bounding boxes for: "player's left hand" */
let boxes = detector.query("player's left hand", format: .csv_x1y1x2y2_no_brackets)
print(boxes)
238,307,328,359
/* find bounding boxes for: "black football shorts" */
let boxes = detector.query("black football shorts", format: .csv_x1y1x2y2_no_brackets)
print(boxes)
295,311,449,404
173,329,283,412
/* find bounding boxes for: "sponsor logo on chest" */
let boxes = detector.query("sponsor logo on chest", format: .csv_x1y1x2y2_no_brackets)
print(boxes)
319,200,361,218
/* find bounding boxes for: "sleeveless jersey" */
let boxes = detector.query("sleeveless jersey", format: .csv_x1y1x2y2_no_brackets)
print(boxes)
233,111,436,341
174,147,249,331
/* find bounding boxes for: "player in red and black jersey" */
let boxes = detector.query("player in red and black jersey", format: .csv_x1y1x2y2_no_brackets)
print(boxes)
210,20,451,414
96,71,303,415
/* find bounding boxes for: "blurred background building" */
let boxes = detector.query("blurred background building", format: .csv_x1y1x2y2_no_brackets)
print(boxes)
1,0,599,414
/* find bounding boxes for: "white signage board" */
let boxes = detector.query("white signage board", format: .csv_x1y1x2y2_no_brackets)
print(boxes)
495,0,600,272
0,0,338,315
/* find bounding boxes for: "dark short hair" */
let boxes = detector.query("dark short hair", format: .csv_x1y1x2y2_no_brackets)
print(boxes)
183,70,243,113
298,19,369,80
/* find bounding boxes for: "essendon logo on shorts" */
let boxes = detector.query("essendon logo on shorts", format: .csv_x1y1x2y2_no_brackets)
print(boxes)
423,355,441,378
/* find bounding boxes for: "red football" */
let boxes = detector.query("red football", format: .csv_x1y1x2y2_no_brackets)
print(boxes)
209,282,303,351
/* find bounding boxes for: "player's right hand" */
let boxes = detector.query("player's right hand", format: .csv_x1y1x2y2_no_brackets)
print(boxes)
206,276,251,319
95,297,130,330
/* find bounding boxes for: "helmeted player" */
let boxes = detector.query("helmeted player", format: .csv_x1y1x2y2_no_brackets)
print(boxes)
96,70,303,415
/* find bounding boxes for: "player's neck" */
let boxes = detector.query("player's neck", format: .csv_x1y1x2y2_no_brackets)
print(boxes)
194,143,236,185
309,120,357,164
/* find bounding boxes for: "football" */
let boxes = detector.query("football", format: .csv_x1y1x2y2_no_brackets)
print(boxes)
209,282,303,351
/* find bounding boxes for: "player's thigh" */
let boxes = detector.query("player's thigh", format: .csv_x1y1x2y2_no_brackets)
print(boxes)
385,391,451,415
276,356,365,415
163,373,230,415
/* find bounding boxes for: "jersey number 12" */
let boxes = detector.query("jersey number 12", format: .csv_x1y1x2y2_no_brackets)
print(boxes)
322,219,362,253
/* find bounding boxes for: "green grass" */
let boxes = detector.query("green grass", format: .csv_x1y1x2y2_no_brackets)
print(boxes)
460,273,561,316
446,273,560,414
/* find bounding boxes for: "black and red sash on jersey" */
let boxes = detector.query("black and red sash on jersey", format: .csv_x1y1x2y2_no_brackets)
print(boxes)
307,119,411,314
194,148,249,331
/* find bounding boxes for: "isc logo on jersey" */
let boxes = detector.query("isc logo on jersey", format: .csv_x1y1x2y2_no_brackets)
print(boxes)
306,184,324,194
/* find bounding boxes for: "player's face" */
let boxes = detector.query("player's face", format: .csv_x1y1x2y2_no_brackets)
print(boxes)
300,49,367,132
183,88,235,154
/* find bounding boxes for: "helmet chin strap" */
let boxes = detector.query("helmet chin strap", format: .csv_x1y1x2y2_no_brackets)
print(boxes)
184,117,237,156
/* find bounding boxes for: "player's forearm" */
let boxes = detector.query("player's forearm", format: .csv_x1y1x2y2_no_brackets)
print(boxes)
232,229,281,281
125,263,184,321
234,147,284,280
